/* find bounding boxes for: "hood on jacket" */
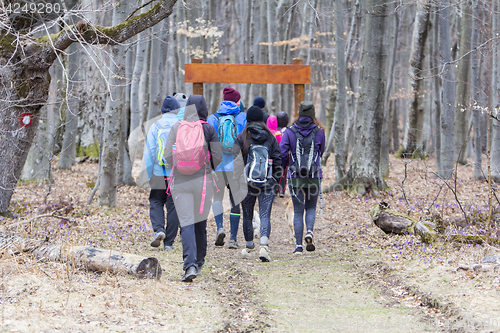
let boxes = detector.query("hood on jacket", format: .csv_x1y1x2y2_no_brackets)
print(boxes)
294,117,317,137
248,124,271,144
266,115,278,132
217,101,241,116
185,95,208,121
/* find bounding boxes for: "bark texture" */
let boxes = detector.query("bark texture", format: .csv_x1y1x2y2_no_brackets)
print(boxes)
0,233,161,279
0,0,178,214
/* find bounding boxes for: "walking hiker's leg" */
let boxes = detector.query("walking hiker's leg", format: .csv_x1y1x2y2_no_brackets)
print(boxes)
149,176,167,234
164,193,179,246
304,186,319,234
173,184,197,270
258,190,275,245
229,187,241,241
241,194,257,243
194,220,207,269
291,187,306,246
212,172,225,230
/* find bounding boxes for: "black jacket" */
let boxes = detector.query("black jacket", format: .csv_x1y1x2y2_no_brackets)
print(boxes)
233,123,282,192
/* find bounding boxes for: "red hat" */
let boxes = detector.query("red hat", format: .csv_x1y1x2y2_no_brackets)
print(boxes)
223,87,241,103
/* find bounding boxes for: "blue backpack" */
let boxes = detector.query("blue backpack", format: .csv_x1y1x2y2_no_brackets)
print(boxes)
215,114,238,154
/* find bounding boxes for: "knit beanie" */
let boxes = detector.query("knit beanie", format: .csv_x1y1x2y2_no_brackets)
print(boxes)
161,96,180,114
253,97,265,109
246,105,264,122
276,111,289,128
223,87,241,103
298,101,315,118
173,92,187,107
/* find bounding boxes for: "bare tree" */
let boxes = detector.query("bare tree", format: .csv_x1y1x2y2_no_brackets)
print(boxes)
0,0,178,215
341,0,389,194
399,1,431,159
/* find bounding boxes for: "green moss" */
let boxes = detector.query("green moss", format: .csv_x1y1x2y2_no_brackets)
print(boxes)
0,33,16,56
76,141,100,158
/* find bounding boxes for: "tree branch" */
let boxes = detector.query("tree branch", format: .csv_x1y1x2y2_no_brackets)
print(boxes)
36,0,177,65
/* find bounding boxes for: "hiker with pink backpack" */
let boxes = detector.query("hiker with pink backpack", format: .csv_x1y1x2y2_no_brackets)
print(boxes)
164,95,222,282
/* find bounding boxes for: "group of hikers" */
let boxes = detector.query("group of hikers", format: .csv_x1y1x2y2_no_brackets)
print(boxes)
144,87,325,282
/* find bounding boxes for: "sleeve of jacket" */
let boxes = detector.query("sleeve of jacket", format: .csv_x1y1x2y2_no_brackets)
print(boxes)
164,123,179,168
280,128,291,170
232,135,245,182
204,124,222,170
207,114,218,134
317,129,326,156
270,136,283,181
144,124,158,179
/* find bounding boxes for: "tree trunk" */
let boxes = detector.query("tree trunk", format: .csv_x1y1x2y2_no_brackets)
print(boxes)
454,0,473,165
98,2,128,207
439,0,457,179
343,0,388,195
490,2,500,181
21,60,62,181
380,6,398,177
0,0,178,215
399,2,431,159
57,43,80,170
471,0,483,179
328,0,347,180
0,233,161,279
432,10,443,174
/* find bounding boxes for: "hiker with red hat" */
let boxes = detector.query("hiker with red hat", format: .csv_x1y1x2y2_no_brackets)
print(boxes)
207,87,247,249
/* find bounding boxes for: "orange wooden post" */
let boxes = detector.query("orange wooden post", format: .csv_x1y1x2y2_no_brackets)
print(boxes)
191,58,204,96
293,58,305,119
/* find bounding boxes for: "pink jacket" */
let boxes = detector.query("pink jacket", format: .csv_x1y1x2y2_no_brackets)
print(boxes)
266,115,282,144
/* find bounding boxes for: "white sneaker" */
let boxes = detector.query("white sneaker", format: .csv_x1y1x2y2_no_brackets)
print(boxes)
241,248,254,260
259,245,271,262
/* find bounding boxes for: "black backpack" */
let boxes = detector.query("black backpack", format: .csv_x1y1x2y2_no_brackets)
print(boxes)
245,144,273,188
288,126,319,177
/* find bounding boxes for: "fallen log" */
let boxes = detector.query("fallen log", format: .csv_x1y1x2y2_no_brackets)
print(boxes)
369,202,438,244
0,233,161,279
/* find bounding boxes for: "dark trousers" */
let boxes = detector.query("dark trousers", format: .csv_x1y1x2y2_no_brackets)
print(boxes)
241,188,275,242
290,186,319,246
172,175,213,271
149,175,179,246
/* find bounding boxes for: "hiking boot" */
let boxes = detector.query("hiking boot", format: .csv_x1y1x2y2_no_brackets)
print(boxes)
228,240,241,249
181,266,197,282
293,246,303,255
305,233,315,252
215,228,226,246
241,248,255,259
259,245,271,262
164,245,174,251
150,231,165,247
195,264,204,276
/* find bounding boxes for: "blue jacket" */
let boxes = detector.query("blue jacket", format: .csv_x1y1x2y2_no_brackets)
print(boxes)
144,112,179,178
207,101,247,172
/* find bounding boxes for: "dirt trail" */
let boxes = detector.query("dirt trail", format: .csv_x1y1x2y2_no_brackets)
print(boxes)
196,195,438,333
3,158,498,332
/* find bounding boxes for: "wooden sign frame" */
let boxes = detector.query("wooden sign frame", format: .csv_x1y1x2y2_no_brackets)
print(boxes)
185,58,310,117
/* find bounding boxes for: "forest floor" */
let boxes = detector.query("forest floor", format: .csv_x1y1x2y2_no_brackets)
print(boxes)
2,155,500,332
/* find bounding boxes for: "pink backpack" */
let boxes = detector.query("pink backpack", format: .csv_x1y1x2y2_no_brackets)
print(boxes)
168,120,214,215
174,120,208,175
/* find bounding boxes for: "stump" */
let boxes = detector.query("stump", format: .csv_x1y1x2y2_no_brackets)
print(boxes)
0,233,162,279
370,202,437,244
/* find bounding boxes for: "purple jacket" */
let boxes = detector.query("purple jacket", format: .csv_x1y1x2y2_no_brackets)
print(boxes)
280,117,325,178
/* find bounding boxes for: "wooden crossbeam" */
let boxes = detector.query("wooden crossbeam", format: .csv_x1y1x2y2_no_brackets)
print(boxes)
185,63,310,85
